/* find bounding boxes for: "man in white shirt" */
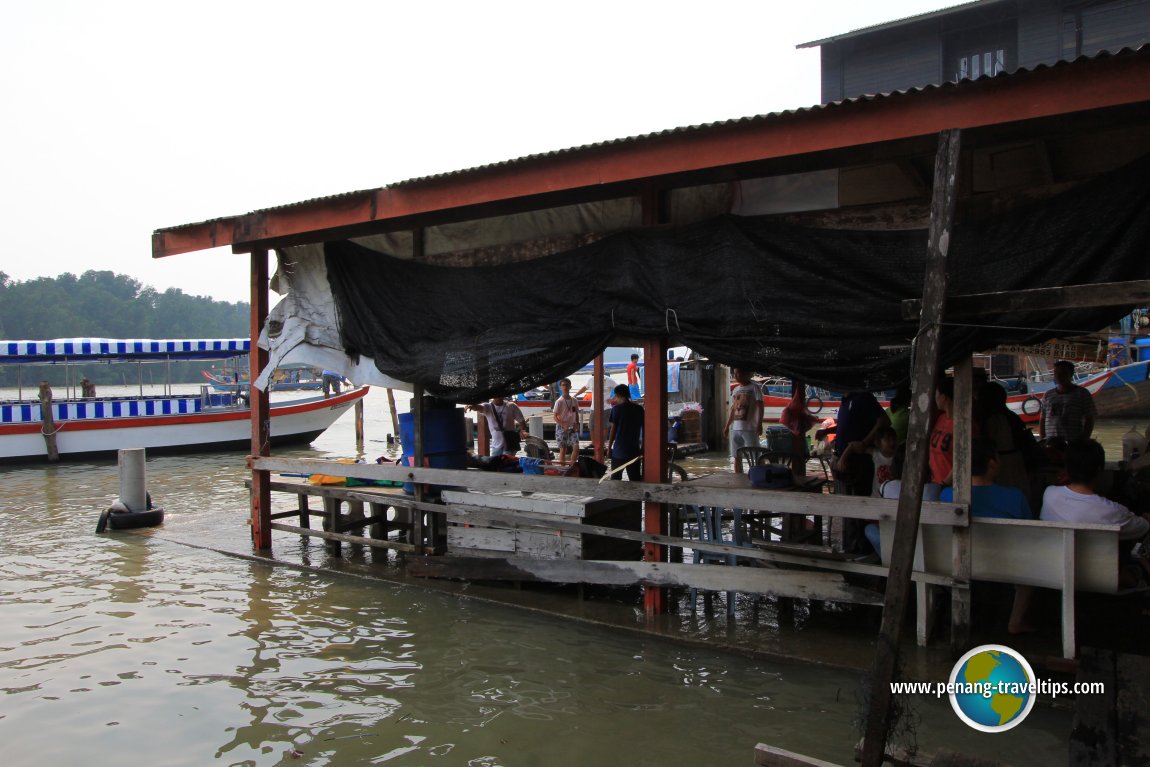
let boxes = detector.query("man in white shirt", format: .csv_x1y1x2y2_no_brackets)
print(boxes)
469,396,527,457
722,368,763,473
1040,438,1149,540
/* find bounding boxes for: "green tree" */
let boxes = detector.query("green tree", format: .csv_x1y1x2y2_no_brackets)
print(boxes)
0,271,250,386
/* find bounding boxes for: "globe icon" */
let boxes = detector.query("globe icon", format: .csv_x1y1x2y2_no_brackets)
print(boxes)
949,644,1036,732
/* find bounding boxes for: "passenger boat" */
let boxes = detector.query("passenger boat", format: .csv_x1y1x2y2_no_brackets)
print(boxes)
0,338,367,462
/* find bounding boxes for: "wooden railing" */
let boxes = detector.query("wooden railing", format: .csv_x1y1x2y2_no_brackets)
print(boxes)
247,456,973,615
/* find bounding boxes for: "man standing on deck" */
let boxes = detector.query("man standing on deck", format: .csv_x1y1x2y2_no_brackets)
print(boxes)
833,389,891,555
626,353,641,400
321,370,345,397
1039,360,1095,444
469,396,528,457
553,378,581,467
607,384,644,480
723,367,763,473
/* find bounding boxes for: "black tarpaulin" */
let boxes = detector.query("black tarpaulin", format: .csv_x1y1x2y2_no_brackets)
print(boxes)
325,154,1150,402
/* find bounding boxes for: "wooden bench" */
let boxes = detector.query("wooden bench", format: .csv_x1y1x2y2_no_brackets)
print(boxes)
880,517,1124,658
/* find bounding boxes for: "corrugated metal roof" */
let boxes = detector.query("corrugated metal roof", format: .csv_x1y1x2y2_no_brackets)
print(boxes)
155,45,1148,235
797,0,1007,49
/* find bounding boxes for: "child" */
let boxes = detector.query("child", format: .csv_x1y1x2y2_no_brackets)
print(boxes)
836,426,898,497
553,378,581,467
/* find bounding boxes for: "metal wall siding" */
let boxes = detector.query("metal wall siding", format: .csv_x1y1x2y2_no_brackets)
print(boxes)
820,47,844,103
842,36,941,99
1079,0,1150,55
1017,3,1063,68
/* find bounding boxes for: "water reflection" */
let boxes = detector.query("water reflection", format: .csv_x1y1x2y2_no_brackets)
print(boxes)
0,387,1089,765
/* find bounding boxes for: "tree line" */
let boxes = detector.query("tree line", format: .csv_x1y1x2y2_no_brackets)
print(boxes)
0,270,250,386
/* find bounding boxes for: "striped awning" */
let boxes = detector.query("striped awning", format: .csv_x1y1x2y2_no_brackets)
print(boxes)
0,338,250,364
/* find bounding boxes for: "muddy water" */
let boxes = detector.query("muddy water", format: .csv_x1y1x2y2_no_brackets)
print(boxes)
0,385,1109,765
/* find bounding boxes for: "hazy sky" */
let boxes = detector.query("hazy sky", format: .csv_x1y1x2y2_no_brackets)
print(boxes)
2,1,957,304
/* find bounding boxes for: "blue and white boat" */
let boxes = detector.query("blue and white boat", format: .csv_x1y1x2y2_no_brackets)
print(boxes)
0,338,367,462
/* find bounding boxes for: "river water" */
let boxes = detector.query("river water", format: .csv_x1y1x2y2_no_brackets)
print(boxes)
5,385,1135,766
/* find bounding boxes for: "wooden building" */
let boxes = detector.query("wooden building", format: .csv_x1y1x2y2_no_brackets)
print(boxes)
802,0,1150,104
154,41,1150,766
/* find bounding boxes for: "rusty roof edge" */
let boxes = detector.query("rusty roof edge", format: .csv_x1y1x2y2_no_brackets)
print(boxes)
153,45,1150,238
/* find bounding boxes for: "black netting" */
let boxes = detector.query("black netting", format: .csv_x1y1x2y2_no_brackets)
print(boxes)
326,154,1150,402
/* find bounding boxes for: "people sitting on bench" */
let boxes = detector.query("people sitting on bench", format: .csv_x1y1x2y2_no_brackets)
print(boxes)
939,438,1031,520
1040,438,1150,540
942,438,1035,634
1040,437,1150,590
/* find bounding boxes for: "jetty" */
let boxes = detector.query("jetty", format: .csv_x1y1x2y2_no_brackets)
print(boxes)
154,42,1150,766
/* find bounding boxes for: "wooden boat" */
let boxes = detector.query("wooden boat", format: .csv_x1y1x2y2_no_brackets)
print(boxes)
760,386,1045,424
1073,358,1150,418
0,338,367,462
201,363,324,392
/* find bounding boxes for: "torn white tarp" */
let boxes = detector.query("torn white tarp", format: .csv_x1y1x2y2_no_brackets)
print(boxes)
254,245,410,393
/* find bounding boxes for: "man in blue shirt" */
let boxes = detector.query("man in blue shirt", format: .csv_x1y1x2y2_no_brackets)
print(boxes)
939,437,1031,519
607,384,644,481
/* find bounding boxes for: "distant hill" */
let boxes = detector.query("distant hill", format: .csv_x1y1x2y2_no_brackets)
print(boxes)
0,270,249,386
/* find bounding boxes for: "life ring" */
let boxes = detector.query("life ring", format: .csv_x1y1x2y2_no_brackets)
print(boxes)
1021,396,1042,416
806,396,824,415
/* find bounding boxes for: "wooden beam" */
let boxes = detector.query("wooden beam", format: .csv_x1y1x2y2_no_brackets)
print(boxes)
249,249,272,551
153,53,1150,257
901,279,1150,320
862,128,961,767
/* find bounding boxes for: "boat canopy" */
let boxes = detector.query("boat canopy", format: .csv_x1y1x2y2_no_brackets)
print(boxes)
0,339,250,364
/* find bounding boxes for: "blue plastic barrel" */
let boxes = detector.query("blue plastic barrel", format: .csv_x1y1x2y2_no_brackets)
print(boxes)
398,408,468,494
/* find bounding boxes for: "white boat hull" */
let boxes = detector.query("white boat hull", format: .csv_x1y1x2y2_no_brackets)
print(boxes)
0,387,368,462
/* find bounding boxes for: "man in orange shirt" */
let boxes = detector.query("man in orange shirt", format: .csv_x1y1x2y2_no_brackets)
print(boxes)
626,353,641,400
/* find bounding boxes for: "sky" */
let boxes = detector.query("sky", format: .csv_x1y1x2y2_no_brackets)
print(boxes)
2,1,960,304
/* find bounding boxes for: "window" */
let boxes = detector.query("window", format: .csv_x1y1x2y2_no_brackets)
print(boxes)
956,48,1007,80
944,19,1016,82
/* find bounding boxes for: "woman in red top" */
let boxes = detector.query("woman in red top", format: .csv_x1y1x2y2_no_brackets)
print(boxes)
929,376,955,486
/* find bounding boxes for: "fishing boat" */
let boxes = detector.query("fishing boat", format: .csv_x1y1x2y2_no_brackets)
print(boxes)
0,338,368,462
202,362,324,392
1073,357,1150,418
760,386,1046,424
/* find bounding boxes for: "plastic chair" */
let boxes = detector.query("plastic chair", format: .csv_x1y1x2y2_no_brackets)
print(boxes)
523,435,553,461
735,446,768,473
684,504,739,617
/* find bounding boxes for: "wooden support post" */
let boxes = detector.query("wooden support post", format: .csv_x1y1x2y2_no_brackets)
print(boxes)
249,248,272,552
386,388,400,440
862,128,961,767
476,413,490,457
354,398,365,453
370,501,387,540
950,356,973,651
37,381,59,461
298,493,311,529
643,339,669,615
593,353,606,463
323,496,342,556
412,384,426,551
